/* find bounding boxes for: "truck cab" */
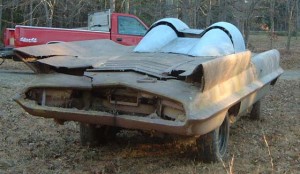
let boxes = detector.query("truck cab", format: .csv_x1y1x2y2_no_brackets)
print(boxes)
89,10,148,46
9,10,148,48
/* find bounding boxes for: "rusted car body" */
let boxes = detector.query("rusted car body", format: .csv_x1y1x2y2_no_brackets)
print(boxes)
13,39,133,75
14,19,283,162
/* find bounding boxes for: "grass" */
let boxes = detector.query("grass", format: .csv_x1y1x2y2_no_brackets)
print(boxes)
249,34,300,70
248,34,300,52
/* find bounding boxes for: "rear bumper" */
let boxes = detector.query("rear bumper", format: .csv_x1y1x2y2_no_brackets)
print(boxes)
14,95,226,137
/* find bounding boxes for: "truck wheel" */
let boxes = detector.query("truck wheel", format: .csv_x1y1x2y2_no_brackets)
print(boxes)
80,123,119,146
196,115,230,162
250,100,261,120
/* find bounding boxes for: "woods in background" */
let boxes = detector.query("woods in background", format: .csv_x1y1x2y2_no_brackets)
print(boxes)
0,0,299,49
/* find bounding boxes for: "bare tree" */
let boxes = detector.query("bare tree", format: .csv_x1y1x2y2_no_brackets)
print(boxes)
178,0,202,27
232,0,262,45
206,0,212,27
122,0,130,13
218,0,228,21
296,0,299,40
0,0,2,32
42,0,56,27
10,0,16,27
286,0,297,51
270,0,275,48
28,0,33,25
110,0,115,12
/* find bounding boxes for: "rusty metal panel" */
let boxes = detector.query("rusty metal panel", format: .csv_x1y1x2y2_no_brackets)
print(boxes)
90,60,175,79
201,51,252,91
85,71,198,102
15,38,236,77
38,56,99,69
26,73,92,89
14,39,133,57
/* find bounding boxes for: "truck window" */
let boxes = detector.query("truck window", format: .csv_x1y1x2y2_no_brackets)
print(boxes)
118,16,147,36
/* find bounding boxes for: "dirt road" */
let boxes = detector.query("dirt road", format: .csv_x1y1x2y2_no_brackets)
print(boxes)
280,70,300,80
0,59,299,173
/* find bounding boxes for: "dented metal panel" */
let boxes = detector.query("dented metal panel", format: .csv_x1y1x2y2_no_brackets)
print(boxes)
14,39,132,58
201,51,251,91
26,73,92,89
37,56,93,68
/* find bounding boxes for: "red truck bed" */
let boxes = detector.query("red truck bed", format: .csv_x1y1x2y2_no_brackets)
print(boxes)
3,28,15,48
14,26,110,47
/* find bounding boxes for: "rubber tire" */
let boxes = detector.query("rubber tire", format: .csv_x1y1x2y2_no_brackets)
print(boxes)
250,100,261,120
80,123,119,146
196,115,230,162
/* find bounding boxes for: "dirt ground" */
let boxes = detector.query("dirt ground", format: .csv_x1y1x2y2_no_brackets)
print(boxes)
0,35,299,174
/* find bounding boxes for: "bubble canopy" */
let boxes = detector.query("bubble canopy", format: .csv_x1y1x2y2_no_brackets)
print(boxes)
134,18,246,57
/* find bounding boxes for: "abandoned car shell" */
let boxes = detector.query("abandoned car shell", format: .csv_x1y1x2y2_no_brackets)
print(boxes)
15,50,282,134
14,19,283,162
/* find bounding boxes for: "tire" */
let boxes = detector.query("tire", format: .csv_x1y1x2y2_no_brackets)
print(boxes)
80,123,119,146
196,115,230,162
250,100,261,120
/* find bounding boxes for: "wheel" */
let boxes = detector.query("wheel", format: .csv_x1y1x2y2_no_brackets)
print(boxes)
80,123,119,146
250,100,261,120
196,115,230,162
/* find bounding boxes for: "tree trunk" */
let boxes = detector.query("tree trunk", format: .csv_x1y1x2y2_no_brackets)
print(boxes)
43,0,56,27
160,0,166,19
243,0,261,46
125,0,129,13
43,1,50,26
0,0,2,33
10,1,14,27
110,0,115,12
30,0,33,26
270,0,275,48
165,0,173,17
176,0,179,18
193,5,197,28
180,0,191,26
296,0,298,40
219,0,227,21
244,19,250,45
206,0,212,27
286,0,296,52
120,0,129,13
